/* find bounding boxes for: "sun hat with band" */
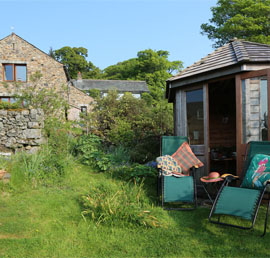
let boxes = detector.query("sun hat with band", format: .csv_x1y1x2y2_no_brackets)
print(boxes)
200,172,223,183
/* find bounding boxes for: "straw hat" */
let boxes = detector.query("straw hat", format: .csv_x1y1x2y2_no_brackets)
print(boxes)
200,172,223,183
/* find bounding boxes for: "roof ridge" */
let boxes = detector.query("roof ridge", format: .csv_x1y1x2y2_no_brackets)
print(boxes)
168,43,231,81
241,40,270,48
231,41,250,62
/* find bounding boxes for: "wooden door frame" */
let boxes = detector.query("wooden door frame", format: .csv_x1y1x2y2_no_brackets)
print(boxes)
235,68,270,176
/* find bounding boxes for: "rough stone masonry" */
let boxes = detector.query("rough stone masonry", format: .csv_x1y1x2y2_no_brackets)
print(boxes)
0,108,45,153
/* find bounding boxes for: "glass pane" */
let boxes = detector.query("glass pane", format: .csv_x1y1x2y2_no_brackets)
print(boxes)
1,98,9,103
16,65,26,82
186,89,204,145
10,98,17,104
4,65,13,81
242,77,268,143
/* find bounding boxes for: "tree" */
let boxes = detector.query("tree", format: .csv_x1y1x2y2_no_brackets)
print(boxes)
201,0,270,47
103,49,183,102
53,46,102,79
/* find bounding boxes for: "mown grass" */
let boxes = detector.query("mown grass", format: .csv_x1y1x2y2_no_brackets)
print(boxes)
0,164,270,257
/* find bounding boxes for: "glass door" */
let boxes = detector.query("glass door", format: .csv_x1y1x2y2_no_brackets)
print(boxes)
184,86,208,178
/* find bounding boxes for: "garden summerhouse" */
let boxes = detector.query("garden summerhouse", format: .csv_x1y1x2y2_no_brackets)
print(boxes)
166,39,270,179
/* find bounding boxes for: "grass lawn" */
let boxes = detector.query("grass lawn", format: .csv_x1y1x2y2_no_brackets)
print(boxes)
0,164,269,257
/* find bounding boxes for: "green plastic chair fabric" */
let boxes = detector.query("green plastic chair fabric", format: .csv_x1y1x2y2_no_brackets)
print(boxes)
163,176,194,203
209,141,270,236
214,186,261,220
159,136,197,210
161,136,188,156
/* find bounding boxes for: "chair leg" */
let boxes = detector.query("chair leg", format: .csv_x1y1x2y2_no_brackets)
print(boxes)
261,198,270,237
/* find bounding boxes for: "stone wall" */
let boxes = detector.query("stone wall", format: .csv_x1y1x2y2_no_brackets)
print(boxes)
0,108,45,153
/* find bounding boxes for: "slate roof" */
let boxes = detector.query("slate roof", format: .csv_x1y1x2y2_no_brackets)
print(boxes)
72,79,149,93
167,39,270,83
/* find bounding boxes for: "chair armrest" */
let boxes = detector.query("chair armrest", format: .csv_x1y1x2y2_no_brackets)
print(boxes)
221,173,239,183
265,179,270,185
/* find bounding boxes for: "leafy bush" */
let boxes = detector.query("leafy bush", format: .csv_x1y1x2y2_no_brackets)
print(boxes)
0,101,21,110
80,180,164,228
107,145,131,165
74,134,113,172
111,163,157,183
80,91,173,163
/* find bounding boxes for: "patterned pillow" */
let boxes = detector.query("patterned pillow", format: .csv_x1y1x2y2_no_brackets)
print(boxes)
241,154,270,190
156,155,184,177
172,142,204,175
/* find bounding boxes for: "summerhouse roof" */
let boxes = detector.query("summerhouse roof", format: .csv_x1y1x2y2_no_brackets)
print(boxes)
168,39,270,83
166,39,270,101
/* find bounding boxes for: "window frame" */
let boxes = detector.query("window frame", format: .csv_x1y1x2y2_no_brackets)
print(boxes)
0,97,18,104
3,63,27,82
80,106,87,114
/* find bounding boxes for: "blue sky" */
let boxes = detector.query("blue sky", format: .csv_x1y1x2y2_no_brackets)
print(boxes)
1,0,217,70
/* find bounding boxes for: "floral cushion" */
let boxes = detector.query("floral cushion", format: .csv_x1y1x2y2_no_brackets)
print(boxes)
156,155,184,177
242,154,270,190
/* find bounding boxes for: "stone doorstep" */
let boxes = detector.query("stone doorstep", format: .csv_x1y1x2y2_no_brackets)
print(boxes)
0,152,12,159
0,152,12,156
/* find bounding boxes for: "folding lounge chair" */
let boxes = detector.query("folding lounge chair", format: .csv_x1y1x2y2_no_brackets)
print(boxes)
209,141,270,236
158,136,198,210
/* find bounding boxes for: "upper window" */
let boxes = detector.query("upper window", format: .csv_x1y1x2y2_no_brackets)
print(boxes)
3,64,27,82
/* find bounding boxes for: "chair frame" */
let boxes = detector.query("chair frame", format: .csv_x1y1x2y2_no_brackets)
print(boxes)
160,166,198,211
209,141,270,236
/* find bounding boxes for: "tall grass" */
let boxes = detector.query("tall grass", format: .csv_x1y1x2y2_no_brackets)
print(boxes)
80,179,166,228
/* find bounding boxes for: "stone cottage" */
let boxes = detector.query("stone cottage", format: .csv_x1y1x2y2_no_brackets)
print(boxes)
0,33,93,120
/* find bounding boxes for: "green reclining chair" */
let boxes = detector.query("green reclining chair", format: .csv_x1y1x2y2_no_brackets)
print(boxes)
209,141,270,236
158,136,198,210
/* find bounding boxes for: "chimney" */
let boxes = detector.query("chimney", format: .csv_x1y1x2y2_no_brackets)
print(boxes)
77,71,82,81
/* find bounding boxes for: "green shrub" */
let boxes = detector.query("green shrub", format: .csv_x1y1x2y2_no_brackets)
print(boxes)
0,101,21,110
80,180,164,228
129,135,160,163
107,145,131,165
111,163,157,183
79,91,173,163
74,134,112,172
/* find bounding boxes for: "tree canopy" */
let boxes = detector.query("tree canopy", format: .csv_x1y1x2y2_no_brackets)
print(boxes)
53,46,102,79
52,46,183,102
103,49,183,102
201,0,270,47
